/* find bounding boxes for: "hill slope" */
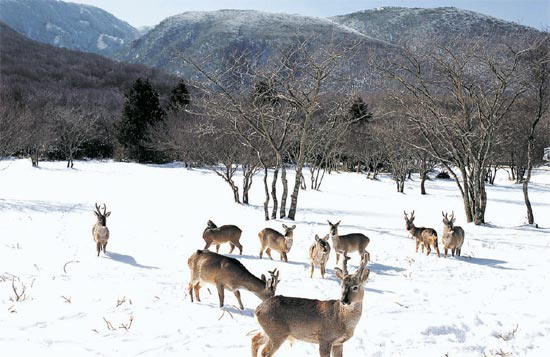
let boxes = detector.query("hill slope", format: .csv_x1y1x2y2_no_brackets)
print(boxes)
0,0,140,56
330,7,538,45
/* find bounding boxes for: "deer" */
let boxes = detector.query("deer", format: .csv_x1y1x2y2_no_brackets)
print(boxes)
202,220,243,255
251,253,370,357
309,234,331,278
258,224,295,263
441,211,465,258
187,250,280,310
92,203,111,257
404,210,440,257
327,220,370,265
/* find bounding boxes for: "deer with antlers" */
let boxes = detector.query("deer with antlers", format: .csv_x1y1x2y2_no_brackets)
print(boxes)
187,250,280,310
404,210,440,257
441,211,465,258
92,203,111,257
252,253,370,356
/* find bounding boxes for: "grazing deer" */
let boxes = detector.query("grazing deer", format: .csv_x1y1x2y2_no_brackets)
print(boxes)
327,220,370,264
252,253,370,357
92,203,110,257
309,234,331,278
441,211,465,258
187,250,279,310
404,210,440,257
258,224,295,263
202,220,243,255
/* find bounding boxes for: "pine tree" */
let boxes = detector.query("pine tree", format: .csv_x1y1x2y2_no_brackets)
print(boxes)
349,96,372,124
116,78,165,162
168,79,190,112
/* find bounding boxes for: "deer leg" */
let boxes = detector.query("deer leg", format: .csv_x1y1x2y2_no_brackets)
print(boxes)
188,283,194,302
235,241,243,255
319,341,333,357
216,244,220,253
421,242,425,253
261,336,285,357
282,252,288,263
194,283,201,302
233,290,244,310
204,242,211,250
434,242,440,257
331,344,343,357
457,248,461,257
102,241,107,254
310,262,315,278
444,248,448,258
335,253,340,264
252,332,267,357
321,263,326,278
416,239,420,253
426,243,431,256
266,248,273,260
96,241,101,256
229,243,235,254
216,283,225,308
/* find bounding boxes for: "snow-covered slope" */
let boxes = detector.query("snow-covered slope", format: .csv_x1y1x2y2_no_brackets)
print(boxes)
0,0,140,56
330,7,538,46
115,9,388,80
0,159,549,356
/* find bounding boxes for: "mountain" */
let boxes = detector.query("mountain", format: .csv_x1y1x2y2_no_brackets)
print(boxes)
330,7,537,45
0,0,140,56
115,9,390,81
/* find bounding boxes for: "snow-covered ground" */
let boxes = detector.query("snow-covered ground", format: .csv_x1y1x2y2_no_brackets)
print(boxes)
0,159,549,356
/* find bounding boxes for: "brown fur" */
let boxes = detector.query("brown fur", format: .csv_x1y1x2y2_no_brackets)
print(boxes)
203,220,243,255
187,250,279,310
309,234,331,278
92,203,110,257
258,224,295,263
442,211,465,257
328,220,370,264
252,254,369,357
404,210,440,257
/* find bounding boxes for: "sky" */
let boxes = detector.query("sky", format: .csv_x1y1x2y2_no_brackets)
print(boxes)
69,0,549,30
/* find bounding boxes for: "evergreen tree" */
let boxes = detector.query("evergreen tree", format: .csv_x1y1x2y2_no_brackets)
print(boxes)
168,79,190,112
116,78,165,162
349,96,373,124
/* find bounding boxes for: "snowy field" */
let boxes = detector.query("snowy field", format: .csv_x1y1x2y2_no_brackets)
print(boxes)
0,159,549,356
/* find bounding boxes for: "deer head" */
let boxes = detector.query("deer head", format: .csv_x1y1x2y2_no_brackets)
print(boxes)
442,211,456,229
260,268,280,298
206,220,217,230
334,253,370,306
404,210,415,230
327,220,341,236
94,203,111,226
314,234,330,253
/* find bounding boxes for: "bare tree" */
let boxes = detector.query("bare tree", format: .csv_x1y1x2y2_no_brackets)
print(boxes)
382,38,526,224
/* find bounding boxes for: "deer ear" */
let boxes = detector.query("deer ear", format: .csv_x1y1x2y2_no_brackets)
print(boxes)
323,234,329,241
334,268,345,280
291,225,296,230
105,212,111,217
360,268,370,282
327,220,333,226
282,224,288,229
261,274,266,283
336,221,341,226
315,234,320,241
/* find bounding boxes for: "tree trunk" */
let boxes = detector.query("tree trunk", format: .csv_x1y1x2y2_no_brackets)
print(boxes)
420,171,427,195
279,164,288,218
523,136,536,225
270,167,279,219
262,166,270,221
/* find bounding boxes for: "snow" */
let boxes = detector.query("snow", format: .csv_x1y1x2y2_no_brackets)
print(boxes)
0,159,549,356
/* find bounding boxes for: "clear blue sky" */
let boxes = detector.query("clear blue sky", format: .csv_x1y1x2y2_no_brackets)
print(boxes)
70,0,549,30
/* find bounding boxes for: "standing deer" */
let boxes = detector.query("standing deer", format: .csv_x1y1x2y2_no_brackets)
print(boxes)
188,250,280,310
258,224,295,263
404,210,440,257
202,220,243,255
252,253,370,357
92,203,110,257
309,234,331,278
442,211,465,257
327,220,370,264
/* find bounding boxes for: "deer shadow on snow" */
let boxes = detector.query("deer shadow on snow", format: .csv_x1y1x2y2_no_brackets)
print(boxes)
103,251,159,270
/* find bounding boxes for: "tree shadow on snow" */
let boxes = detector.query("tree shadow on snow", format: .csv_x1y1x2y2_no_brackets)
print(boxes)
104,251,159,270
